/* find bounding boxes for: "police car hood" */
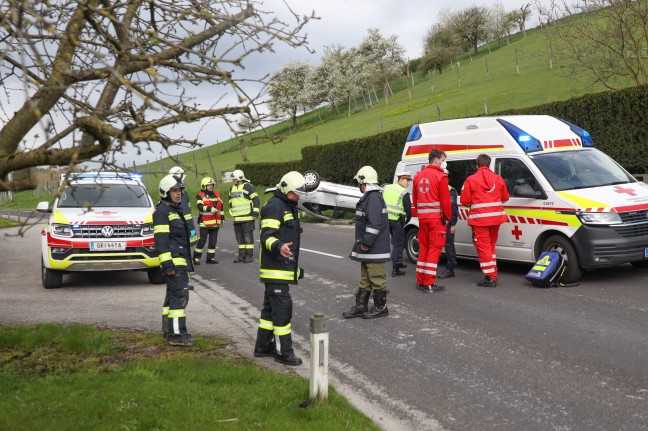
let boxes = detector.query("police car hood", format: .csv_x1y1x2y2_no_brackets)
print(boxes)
556,182,648,212
53,207,154,225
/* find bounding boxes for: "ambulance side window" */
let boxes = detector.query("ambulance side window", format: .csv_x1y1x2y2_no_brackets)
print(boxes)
446,160,477,192
495,158,540,195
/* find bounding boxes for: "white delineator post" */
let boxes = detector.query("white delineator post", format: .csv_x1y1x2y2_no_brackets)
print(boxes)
309,313,329,401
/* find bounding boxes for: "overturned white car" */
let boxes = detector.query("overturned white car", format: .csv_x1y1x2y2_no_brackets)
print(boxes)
298,171,363,220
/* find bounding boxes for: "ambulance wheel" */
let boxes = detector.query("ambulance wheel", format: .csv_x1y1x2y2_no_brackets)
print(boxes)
303,170,321,192
541,235,583,283
42,259,63,289
148,267,167,285
405,227,419,264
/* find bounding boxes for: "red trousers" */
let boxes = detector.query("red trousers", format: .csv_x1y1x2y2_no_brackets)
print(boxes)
471,225,500,280
416,219,446,286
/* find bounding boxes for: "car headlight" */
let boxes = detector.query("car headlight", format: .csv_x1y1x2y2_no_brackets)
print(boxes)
576,212,622,225
141,223,154,236
52,223,73,237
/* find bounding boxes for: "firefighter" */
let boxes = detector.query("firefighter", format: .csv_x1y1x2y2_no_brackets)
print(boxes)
460,153,510,287
253,171,306,366
343,166,391,319
154,174,195,346
412,149,452,293
168,166,197,245
383,171,412,277
193,177,224,265
228,169,260,263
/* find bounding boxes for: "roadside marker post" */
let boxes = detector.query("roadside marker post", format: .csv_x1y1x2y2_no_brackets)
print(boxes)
309,313,329,401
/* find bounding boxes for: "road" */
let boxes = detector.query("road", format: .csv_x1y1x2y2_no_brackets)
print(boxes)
2,215,648,430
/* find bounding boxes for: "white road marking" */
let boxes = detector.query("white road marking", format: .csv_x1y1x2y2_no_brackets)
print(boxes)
300,247,345,258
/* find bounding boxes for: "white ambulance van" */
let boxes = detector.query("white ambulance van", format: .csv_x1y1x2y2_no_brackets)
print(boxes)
37,172,164,289
397,115,648,283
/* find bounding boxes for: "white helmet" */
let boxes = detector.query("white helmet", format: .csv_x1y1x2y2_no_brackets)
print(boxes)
277,171,306,195
354,166,378,184
159,174,186,198
231,169,247,182
169,166,185,175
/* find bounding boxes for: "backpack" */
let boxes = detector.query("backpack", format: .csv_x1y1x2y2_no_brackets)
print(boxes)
525,251,566,288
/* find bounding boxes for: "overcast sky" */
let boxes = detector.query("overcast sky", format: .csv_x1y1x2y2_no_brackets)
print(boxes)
107,0,541,167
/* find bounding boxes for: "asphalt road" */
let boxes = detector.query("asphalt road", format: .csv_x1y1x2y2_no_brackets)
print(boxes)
2,215,648,431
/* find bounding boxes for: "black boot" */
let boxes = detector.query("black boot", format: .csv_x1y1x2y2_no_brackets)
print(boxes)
193,252,201,265
391,264,405,277
477,276,497,288
275,353,303,366
398,263,408,269
206,254,218,264
362,290,388,319
233,253,245,263
342,289,371,318
438,268,455,279
244,250,254,263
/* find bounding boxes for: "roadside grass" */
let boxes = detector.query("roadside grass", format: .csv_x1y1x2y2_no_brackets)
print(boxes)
0,323,379,431
0,218,22,228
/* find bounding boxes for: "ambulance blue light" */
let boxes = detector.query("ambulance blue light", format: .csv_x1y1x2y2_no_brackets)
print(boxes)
406,125,422,142
497,119,543,153
558,119,595,147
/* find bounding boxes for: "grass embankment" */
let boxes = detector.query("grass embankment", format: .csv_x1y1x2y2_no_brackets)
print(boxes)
0,218,22,228
0,323,378,431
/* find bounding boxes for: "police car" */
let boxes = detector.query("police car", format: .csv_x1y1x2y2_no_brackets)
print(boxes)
37,172,163,289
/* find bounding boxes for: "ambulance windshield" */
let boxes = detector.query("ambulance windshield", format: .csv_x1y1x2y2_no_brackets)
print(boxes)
58,184,151,208
530,149,635,192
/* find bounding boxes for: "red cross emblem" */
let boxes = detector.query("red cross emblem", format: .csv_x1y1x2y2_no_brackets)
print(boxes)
612,185,637,196
418,178,430,194
511,225,522,240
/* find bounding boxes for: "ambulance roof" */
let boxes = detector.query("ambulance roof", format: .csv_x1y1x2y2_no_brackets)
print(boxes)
403,115,593,160
60,172,144,186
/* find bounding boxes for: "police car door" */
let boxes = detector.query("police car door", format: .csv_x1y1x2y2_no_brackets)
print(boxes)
493,157,547,262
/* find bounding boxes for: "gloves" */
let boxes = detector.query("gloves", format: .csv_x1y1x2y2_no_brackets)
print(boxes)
190,229,196,237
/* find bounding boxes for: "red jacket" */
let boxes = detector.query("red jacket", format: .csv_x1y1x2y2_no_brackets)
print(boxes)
460,167,509,226
412,165,452,222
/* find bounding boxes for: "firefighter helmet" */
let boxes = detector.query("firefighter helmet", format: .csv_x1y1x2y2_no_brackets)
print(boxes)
354,166,378,184
201,177,216,190
159,174,186,198
169,166,185,175
231,169,247,182
277,171,306,195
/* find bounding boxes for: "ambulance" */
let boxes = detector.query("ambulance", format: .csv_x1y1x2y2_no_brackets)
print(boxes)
37,172,163,289
397,115,648,283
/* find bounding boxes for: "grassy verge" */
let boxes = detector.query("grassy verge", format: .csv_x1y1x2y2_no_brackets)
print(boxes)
0,323,379,431
0,218,22,228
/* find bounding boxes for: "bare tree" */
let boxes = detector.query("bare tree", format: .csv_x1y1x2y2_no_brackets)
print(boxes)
0,1,313,191
536,0,648,90
517,3,533,37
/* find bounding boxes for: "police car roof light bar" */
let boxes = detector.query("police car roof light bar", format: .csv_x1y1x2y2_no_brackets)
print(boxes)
558,118,595,147
497,119,543,153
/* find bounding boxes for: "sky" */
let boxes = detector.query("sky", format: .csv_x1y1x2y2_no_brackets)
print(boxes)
100,0,542,167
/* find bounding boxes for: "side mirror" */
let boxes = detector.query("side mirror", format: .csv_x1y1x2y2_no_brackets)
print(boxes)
36,201,51,213
513,179,545,199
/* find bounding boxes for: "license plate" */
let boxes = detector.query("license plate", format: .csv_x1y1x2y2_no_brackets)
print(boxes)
90,241,126,251
645,248,648,258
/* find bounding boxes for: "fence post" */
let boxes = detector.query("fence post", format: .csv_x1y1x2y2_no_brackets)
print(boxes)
309,313,329,401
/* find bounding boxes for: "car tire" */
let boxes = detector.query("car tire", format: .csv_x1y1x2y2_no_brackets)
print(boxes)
303,170,321,192
541,234,583,283
405,227,419,264
42,259,63,289
147,267,167,285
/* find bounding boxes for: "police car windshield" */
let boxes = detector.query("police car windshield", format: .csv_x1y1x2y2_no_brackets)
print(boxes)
530,149,635,192
58,184,151,208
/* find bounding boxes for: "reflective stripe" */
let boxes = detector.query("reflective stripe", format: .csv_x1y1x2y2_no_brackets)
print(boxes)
172,257,187,266
265,237,278,251
244,244,254,249
154,224,170,234
260,268,294,281
194,247,203,253
468,211,506,219
162,306,170,316
273,323,291,336
261,219,281,229
283,214,294,222
417,261,438,268
416,268,437,275
483,268,496,273
168,309,186,318
471,201,506,209
259,318,273,331
233,216,255,221
418,202,440,207
366,227,380,235
480,261,496,267
184,214,192,221
168,213,181,221
350,252,391,259
159,252,172,262
418,208,441,214
356,210,364,216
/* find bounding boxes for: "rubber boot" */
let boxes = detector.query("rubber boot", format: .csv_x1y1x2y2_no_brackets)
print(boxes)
391,264,405,277
362,290,388,319
244,249,254,263
206,253,218,264
193,251,201,265
233,250,245,263
342,289,371,318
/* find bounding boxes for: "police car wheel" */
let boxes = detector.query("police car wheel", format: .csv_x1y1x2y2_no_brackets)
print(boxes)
542,235,583,283
41,259,63,289
405,227,419,264
303,171,321,192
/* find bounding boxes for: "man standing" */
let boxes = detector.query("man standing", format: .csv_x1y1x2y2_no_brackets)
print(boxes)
460,154,510,287
193,177,223,265
343,166,391,319
383,171,412,277
412,149,452,293
154,174,195,346
228,169,260,263
168,166,197,245
253,171,306,366
438,169,459,279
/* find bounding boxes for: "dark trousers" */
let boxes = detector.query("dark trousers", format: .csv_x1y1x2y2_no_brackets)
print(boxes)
162,269,190,336
445,224,457,270
233,221,255,258
195,227,219,259
389,219,405,266
254,284,294,357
